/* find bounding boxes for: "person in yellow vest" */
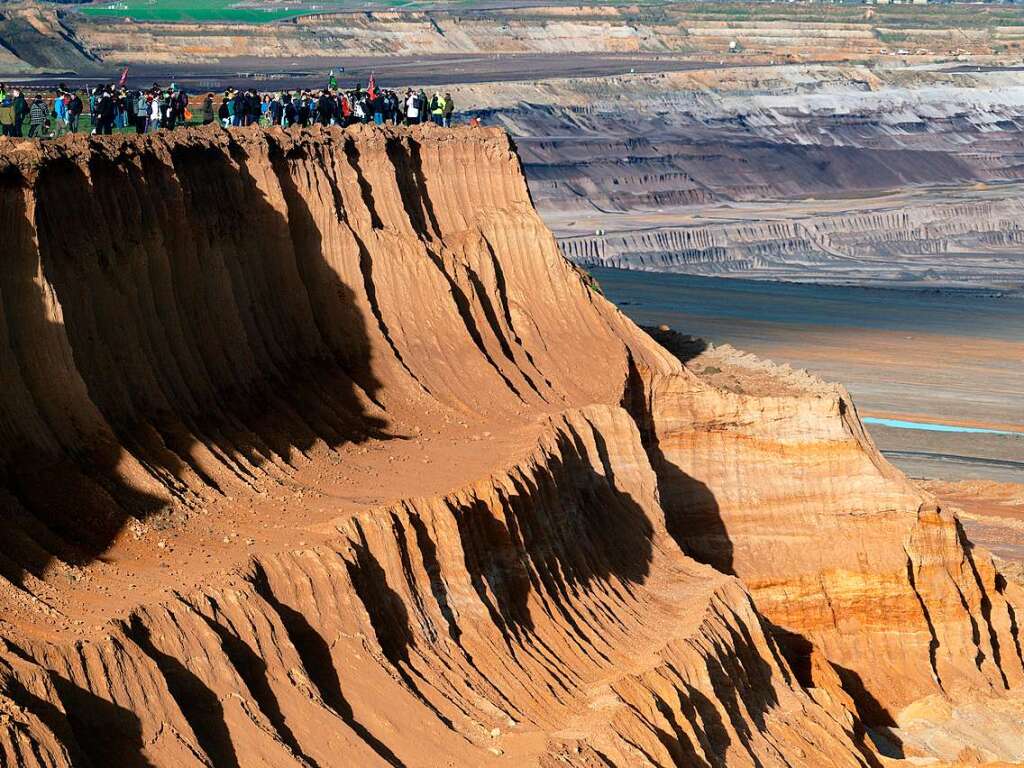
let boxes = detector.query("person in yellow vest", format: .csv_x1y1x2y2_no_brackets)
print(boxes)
430,92,444,126
0,96,15,137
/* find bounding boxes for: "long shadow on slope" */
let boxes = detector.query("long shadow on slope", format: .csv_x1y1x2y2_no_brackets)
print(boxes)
198,604,322,768
0,133,392,577
635,609,787,768
650,701,708,766
125,615,240,768
0,166,173,580
955,517,1015,689
287,417,662,740
831,663,898,766
450,420,655,656
383,134,531,403
455,429,795,768
344,526,457,730
49,672,158,768
251,561,406,768
1,645,154,768
765,620,891,765
656,452,732,575
622,336,735,576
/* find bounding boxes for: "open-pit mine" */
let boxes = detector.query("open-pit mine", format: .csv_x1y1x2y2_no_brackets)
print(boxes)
2,2,1024,766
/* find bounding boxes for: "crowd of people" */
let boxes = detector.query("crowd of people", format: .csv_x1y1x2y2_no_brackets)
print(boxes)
0,74,465,138
218,84,457,129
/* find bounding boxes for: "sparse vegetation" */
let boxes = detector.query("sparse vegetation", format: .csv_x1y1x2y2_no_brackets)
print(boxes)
78,0,306,23
76,0,513,24
875,30,911,44
73,0,1024,34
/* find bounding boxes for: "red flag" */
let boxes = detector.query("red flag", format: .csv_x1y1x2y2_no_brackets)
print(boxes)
118,67,129,87
367,73,377,99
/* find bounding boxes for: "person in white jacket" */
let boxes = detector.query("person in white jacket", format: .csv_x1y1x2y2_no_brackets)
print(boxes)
149,95,161,131
405,90,419,125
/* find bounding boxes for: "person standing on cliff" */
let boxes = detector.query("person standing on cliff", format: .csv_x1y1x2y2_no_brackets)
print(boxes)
133,90,148,133
403,89,416,125
231,90,244,126
201,93,215,125
164,85,177,129
233,91,246,126
157,90,172,130
268,93,284,126
317,90,334,126
339,92,351,126
246,90,260,126
115,89,129,131
67,91,83,134
149,91,162,132
164,85,184,130
429,92,442,125
234,90,246,127
178,88,191,127
218,93,231,127
296,92,310,127
385,90,400,124
371,90,384,126
52,91,68,137
93,89,115,135
123,88,136,131
351,91,366,123
442,92,454,128
27,94,48,138
13,90,27,137
0,94,14,137
283,93,297,128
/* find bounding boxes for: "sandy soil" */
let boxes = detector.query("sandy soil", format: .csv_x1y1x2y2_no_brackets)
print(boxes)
921,479,1024,585
8,405,542,642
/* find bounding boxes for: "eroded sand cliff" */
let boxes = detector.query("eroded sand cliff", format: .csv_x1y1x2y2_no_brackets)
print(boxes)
0,125,1021,766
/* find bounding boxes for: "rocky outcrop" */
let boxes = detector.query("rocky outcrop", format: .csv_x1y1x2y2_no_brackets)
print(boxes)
0,406,874,767
640,334,1024,727
0,125,670,564
0,126,1020,765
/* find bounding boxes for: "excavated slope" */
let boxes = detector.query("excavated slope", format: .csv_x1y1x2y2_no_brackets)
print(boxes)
0,126,1019,765
36,4,1024,68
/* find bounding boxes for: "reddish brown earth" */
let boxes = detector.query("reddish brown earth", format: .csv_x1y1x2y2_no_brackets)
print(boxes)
0,125,1022,766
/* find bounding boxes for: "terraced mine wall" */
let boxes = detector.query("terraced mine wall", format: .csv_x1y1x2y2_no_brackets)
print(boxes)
1,126,1022,766
7,1,1024,73
515,112,997,216
559,197,1024,279
465,66,1024,286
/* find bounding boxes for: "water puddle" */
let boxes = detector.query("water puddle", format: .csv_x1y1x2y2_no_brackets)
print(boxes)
864,417,1023,437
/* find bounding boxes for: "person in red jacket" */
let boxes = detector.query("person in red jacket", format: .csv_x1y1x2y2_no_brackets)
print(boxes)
340,94,352,127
